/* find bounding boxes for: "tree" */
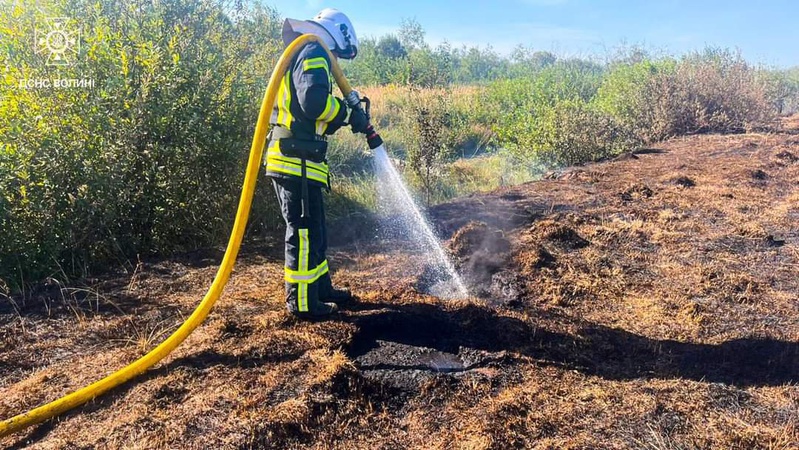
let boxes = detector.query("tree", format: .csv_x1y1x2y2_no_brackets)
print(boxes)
511,45,556,75
398,17,426,51
375,34,407,59
455,46,506,83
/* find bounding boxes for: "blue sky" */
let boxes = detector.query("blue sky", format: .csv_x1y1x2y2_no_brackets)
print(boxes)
266,0,797,67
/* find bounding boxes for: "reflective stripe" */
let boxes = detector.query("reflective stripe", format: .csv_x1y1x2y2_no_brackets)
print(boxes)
282,72,292,127
266,150,328,174
303,57,329,73
265,140,330,186
266,161,329,185
318,95,340,122
266,158,328,183
299,283,307,312
315,121,328,136
285,259,329,283
276,72,286,126
314,96,340,135
266,150,328,177
276,71,292,128
266,144,329,175
266,152,329,175
297,229,309,312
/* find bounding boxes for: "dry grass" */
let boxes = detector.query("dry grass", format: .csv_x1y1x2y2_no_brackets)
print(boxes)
1,118,798,449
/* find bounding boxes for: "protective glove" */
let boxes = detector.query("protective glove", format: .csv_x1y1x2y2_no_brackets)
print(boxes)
348,105,369,134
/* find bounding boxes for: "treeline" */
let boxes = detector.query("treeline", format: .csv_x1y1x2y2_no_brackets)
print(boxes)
343,19,799,115
344,19,558,86
337,18,799,168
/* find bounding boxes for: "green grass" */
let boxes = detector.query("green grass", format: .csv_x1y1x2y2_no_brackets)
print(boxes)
328,149,541,220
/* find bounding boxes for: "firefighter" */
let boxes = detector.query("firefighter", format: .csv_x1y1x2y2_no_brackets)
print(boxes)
266,9,368,319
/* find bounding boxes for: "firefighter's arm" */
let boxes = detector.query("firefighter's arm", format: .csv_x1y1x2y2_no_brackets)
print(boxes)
293,47,348,133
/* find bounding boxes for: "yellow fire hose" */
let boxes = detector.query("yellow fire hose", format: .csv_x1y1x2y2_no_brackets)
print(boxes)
0,34,354,439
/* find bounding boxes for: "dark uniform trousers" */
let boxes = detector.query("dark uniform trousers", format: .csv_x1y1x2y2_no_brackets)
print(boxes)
272,176,334,314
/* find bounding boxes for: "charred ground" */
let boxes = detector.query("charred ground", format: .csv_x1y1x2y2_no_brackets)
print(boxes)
2,119,799,449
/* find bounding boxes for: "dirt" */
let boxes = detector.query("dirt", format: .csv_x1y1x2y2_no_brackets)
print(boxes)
673,175,696,188
775,150,798,164
619,183,655,202
2,117,799,449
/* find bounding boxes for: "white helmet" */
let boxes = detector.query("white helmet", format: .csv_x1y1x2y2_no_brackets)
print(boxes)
282,8,359,59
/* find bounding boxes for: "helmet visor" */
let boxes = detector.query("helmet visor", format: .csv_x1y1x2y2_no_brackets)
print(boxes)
336,45,357,59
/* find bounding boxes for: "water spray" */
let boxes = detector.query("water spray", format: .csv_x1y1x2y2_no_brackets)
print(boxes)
373,147,470,299
344,92,469,300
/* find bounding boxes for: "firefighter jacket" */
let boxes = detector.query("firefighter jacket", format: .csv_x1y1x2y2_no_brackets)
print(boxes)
265,41,349,188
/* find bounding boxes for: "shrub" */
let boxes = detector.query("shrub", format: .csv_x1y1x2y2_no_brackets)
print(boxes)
593,59,677,141
0,0,284,288
661,49,775,136
502,99,640,167
760,68,799,115
401,89,461,204
595,48,778,142
489,61,639,167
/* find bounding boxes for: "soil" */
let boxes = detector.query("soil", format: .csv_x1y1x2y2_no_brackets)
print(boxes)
2,117,799,449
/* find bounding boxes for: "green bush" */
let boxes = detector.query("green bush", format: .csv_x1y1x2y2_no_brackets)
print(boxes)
390,88,460,204
489,61,638,166
0,0,284,288
499,98,640,167
593,59,676,141
595,49,778,142
761,68,799,115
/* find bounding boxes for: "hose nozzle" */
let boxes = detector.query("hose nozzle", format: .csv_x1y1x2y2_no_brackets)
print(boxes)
365,124,383,150
345,90,361,108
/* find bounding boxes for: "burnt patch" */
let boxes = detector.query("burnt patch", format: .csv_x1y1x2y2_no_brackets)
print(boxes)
619,183,654,202
612,152,639,162
500,192,525,201
530,220,590,250
414,264,463,299
446,222,515,300
428,196,537,239
449,221,511,258
775,150,798,163
346,303,528,391
219,319,253,339
345,302,799,389
488,270,524,307
152,383,189,406
518,246,557,272
673,176,696,188
765,234,787,248
632,148,668,155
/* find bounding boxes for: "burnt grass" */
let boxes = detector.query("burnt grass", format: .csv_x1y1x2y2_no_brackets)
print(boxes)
2,119,799,448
